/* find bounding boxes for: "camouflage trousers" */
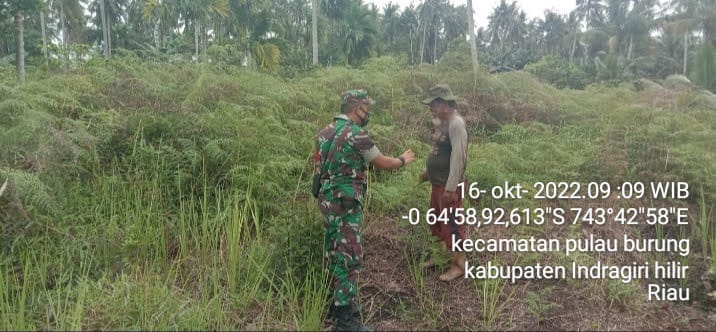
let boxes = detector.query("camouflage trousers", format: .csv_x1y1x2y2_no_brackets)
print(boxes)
319,197,364,307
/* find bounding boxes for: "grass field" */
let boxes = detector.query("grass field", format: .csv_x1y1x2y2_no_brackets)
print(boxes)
1,54,715,330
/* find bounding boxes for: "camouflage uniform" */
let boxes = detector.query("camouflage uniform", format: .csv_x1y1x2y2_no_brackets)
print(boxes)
314,98,380,307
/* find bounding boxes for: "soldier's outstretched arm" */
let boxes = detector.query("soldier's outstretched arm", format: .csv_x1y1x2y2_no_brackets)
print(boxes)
371,149,416,170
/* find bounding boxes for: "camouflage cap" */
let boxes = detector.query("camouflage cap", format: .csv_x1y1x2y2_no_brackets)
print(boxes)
341,89,374,106
422,84,459,104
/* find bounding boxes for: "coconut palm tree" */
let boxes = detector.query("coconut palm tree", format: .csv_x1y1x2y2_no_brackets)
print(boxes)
623,0,656,61
312,0,318,65
51,0,83,54
87,0,130,58
604,0,655,60
99,0,110,58
142,0,179,49
399,5,419,63
179,0,229,62
5,0,40,82
16,6,25,82
653,17,686,75
486,0,528,67
666,0,716,74
418,0,448,63
340,1,378,65
668,0,716,46
467,0,478,69
537,11,568,56
564,11,582,63
379,2,400,55
574,0,606,29
486,0,525,52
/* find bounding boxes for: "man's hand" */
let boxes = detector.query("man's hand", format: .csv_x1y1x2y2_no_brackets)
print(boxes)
443,190,458,205
419,171,429,183
400,149,416,165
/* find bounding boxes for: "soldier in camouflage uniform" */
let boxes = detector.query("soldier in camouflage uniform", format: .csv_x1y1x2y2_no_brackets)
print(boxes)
314,89,416,331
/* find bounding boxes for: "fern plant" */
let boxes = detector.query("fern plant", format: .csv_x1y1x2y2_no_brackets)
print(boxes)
0,168,57,217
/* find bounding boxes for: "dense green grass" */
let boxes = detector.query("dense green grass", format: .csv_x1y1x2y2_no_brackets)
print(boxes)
0,53,714,329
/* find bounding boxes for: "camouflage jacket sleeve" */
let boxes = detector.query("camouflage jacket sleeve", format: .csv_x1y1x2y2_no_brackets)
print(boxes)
351,127,380,163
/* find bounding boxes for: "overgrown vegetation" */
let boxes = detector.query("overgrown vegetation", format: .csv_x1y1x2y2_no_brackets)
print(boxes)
524,56,590,89
4,0,716,91
0,47,714,329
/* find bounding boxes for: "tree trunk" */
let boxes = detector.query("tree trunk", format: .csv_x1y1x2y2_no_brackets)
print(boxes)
409,27,414,64
16,10,25,83
570,35,577,64
246,26,251,68
202,24,208,62
627,34,633,61
60,2,69,64
467,0,479,71
107,2,112,57
311,0,318,65
100,0,109,58
433,24,438,64
420,21,426,63
154,19,161,48
41,9,48,66
683,32,688,75
194,22,199,63
213,20,218,44
60,3,67,47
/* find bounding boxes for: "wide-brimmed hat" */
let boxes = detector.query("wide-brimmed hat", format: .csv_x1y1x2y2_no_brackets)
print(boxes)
422,84,458,104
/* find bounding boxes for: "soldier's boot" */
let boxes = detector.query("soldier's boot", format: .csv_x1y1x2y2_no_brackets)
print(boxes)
328,302,362,319
439,252,466,282
334,304,373,332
